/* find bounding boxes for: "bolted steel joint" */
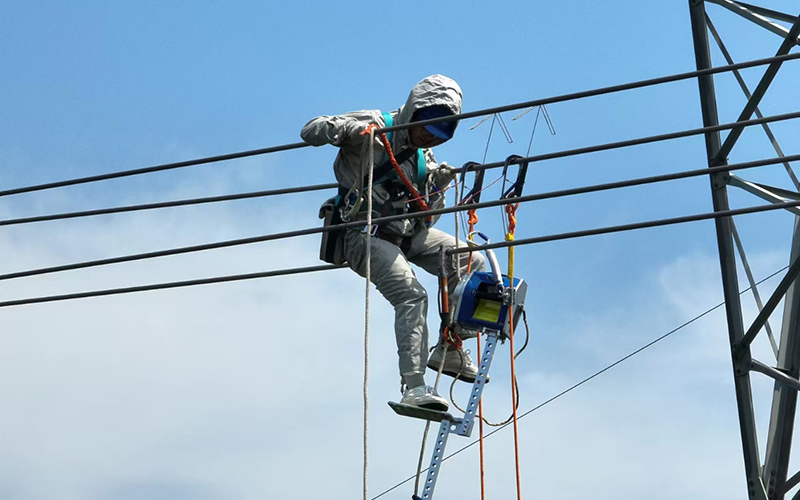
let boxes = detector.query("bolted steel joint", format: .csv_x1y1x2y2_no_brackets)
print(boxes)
711,171,730,190
732,347,752,377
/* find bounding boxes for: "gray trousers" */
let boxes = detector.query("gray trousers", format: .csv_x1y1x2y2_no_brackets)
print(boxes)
343,227,486,383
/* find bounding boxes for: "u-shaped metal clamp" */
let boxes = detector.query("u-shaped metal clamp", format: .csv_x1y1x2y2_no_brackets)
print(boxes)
459,160,486,205
501,154,529,200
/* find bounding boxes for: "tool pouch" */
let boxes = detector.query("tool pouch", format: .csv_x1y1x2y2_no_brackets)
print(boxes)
319,197,347,265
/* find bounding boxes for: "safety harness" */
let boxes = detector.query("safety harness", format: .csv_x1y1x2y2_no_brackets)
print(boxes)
319,112,431,263
339,112,427,219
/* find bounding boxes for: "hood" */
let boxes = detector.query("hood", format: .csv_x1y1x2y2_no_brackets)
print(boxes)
396,74,463,131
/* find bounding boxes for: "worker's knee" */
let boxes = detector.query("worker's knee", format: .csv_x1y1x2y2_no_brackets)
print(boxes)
395,277,428,309
374,266,427,310
406,279,428,303
469,250,486,272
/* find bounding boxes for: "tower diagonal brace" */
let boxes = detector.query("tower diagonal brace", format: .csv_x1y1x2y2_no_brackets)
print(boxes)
763,229,800,499
706,0,800,45
736,1,798,24
712,14,800,166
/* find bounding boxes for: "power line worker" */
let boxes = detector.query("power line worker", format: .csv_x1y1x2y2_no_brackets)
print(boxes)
302,75,485,411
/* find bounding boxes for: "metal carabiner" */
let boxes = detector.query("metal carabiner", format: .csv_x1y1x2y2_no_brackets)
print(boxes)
500,154,529,200
459,160,486,205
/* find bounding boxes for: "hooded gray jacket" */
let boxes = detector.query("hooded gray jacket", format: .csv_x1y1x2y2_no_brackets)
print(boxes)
301,74,462,237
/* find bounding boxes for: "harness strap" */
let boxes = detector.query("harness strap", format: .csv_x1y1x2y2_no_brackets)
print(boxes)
368,147,417,187
381,112,427,186
339,113,432,224
377,132,431,218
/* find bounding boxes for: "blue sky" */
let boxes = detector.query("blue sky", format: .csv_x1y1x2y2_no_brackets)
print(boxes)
1,2,799,499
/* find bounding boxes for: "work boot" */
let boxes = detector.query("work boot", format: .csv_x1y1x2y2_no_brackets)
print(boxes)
400,385,449,412
454,325,479,340
426,344,488,383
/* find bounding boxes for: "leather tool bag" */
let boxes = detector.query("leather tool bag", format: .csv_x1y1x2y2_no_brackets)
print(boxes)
318,196,347,265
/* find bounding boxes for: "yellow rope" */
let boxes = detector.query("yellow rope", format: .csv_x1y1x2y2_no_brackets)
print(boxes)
505,203,522,500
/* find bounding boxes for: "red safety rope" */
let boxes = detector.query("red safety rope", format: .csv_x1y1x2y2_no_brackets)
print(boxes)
444,328,463,351
362,125,432,224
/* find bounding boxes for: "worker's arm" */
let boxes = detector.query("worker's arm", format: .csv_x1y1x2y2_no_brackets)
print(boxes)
300,110,384,148
423,150,458,227
426,150,457,194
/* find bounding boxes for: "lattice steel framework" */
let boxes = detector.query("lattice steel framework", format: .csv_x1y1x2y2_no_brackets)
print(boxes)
688,2,800,499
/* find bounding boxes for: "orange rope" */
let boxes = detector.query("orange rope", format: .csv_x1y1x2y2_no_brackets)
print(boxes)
468,209,479,227
505,202,522,500
439,275,459,348
476,330,486,500
465,206,485,500
466,208,478,273
505,203,518,234
363,127,431,223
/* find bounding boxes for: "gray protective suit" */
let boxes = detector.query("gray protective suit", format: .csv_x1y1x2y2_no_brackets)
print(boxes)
301,75,485,387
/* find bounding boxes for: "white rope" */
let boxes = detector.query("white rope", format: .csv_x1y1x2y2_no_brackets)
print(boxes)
414,168,457,499
414,421,432,497
415,255,451,497
414,342,449,497
454,201,461,283
363,128,376,500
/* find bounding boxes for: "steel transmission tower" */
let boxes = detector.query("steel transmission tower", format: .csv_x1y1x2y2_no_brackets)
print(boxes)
688,1,800,499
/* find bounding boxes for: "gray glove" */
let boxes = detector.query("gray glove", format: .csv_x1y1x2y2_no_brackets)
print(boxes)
345,120,385,152
431,162,457,188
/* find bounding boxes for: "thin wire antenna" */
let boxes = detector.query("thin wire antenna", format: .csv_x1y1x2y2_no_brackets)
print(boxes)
472,113,513,143
475,115,511,234
481,115,496,164
541,105,557,135
469,115,493,130
512,106,537,120
496,113,514,143
526,107,543,157
514,105,557,157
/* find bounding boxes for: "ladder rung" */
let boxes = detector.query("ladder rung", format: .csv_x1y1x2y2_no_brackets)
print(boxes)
388,402,458,423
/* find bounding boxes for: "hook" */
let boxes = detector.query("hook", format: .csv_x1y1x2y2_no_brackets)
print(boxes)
459,161,487,205
501,154,529,200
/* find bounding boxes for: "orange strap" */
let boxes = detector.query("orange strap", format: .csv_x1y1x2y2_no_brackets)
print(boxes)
467,208,478,274
468,209,479,227
361,125,432,222
505,203,519,235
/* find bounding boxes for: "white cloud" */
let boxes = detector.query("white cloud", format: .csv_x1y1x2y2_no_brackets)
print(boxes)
0,192,795,500
0,196,400,499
